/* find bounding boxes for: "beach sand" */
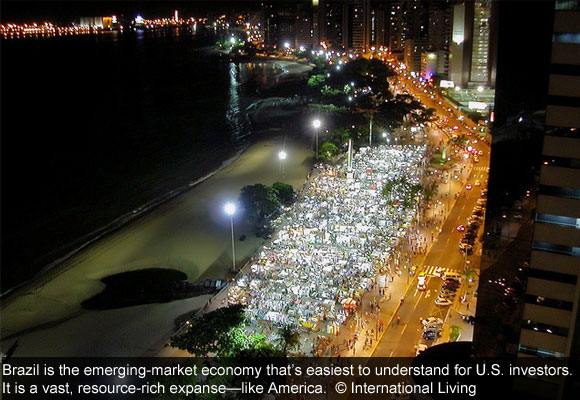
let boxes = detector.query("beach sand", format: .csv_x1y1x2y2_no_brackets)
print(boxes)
1,134,313,356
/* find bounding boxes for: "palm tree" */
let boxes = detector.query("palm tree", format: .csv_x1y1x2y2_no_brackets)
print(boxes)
450,325,463,342
276,324,301,354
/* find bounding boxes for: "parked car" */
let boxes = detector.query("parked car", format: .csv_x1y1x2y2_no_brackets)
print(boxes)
422,330,438,340
415,343,429,356
422,317,444,326
435,298,453,306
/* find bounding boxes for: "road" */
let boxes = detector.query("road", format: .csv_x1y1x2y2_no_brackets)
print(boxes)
373,67,491,356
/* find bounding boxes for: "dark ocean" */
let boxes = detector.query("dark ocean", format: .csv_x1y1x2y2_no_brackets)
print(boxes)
1,28,251,292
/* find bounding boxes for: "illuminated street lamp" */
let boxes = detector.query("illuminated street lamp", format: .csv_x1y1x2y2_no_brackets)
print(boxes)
278,150,287,181
224,203,237,271
312,119,322,160
230,36,236,45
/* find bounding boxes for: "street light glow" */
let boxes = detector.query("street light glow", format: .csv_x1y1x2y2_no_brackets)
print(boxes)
230,37,236,44
312,119,321,129
224,202,236,215
284,42,290,49
382,132,387,138
477,86,484,92
278,150,287,160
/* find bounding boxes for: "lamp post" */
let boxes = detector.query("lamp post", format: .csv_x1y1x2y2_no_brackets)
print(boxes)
369,114,374,147
224,203,236,272
278,150,287,182
312,119,321,160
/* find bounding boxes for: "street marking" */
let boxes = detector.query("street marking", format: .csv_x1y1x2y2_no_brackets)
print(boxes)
413,294,422,310
401,324,408,334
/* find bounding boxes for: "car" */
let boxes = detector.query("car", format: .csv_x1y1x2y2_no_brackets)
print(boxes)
514,213,522,220
442,285,459,292
435,298,453,306
477,199,487,206
422,330,437,340
438,293,455,300
456,225,466,232
433,267,443,278
444,279,460,287
444,277,461,284
473,209,484,217
461,237,475,246
422,317,444,326
474,180,481,187
415,343,428,356
467,219,480,228
478,150,484,155
464,230,477,238
444,272,462,281
417,282,427,291
465,184,472,190
459,244,473,255
473,155,480,163
424,324,443,334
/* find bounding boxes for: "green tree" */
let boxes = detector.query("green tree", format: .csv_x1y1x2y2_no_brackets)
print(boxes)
318,141,341,161
239,184,281,227
307,74,327,88
272,182,295,205
275,324,301,354
450,325,463,342
328,128,351,148
170,304,247,357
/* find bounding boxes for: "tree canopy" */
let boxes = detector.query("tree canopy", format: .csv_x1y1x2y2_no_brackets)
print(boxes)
170,304,248,357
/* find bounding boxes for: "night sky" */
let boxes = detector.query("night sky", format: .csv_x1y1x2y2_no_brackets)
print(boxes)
1,0,258,23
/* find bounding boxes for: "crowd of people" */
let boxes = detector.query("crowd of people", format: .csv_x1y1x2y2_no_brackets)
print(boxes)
228,145,427,344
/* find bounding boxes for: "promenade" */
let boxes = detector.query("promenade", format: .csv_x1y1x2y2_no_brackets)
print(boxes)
1,135,313,356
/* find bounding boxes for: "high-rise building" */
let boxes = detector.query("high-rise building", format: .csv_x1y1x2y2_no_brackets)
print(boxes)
428,0,452,51
370,5,387,47
469,0,491,84
404,37,428,71
389,0,404,54
448,0,497,88
319,0,346,47
261,1,320,49
516,0,580,363
348,0,371,49
509,2,580,398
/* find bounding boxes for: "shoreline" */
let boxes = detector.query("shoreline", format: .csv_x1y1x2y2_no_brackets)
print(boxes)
0,134,314,353
0,146,248,300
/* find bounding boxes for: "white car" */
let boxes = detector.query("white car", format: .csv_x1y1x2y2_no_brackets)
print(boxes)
435,298,453,306
422,317,444,326
415,344,428,356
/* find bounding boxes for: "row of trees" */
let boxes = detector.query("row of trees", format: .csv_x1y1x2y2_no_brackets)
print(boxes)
170,304,300,358
306,58,436,160
381,177,438,211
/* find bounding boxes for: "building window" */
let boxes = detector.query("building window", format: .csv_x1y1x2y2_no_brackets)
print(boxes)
542,156,580,169
536,213,580,229
532,241,580,256
527,268,578,284
525,294,575,310
522,320,569,337
518,344,565,358
538,184,580,199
